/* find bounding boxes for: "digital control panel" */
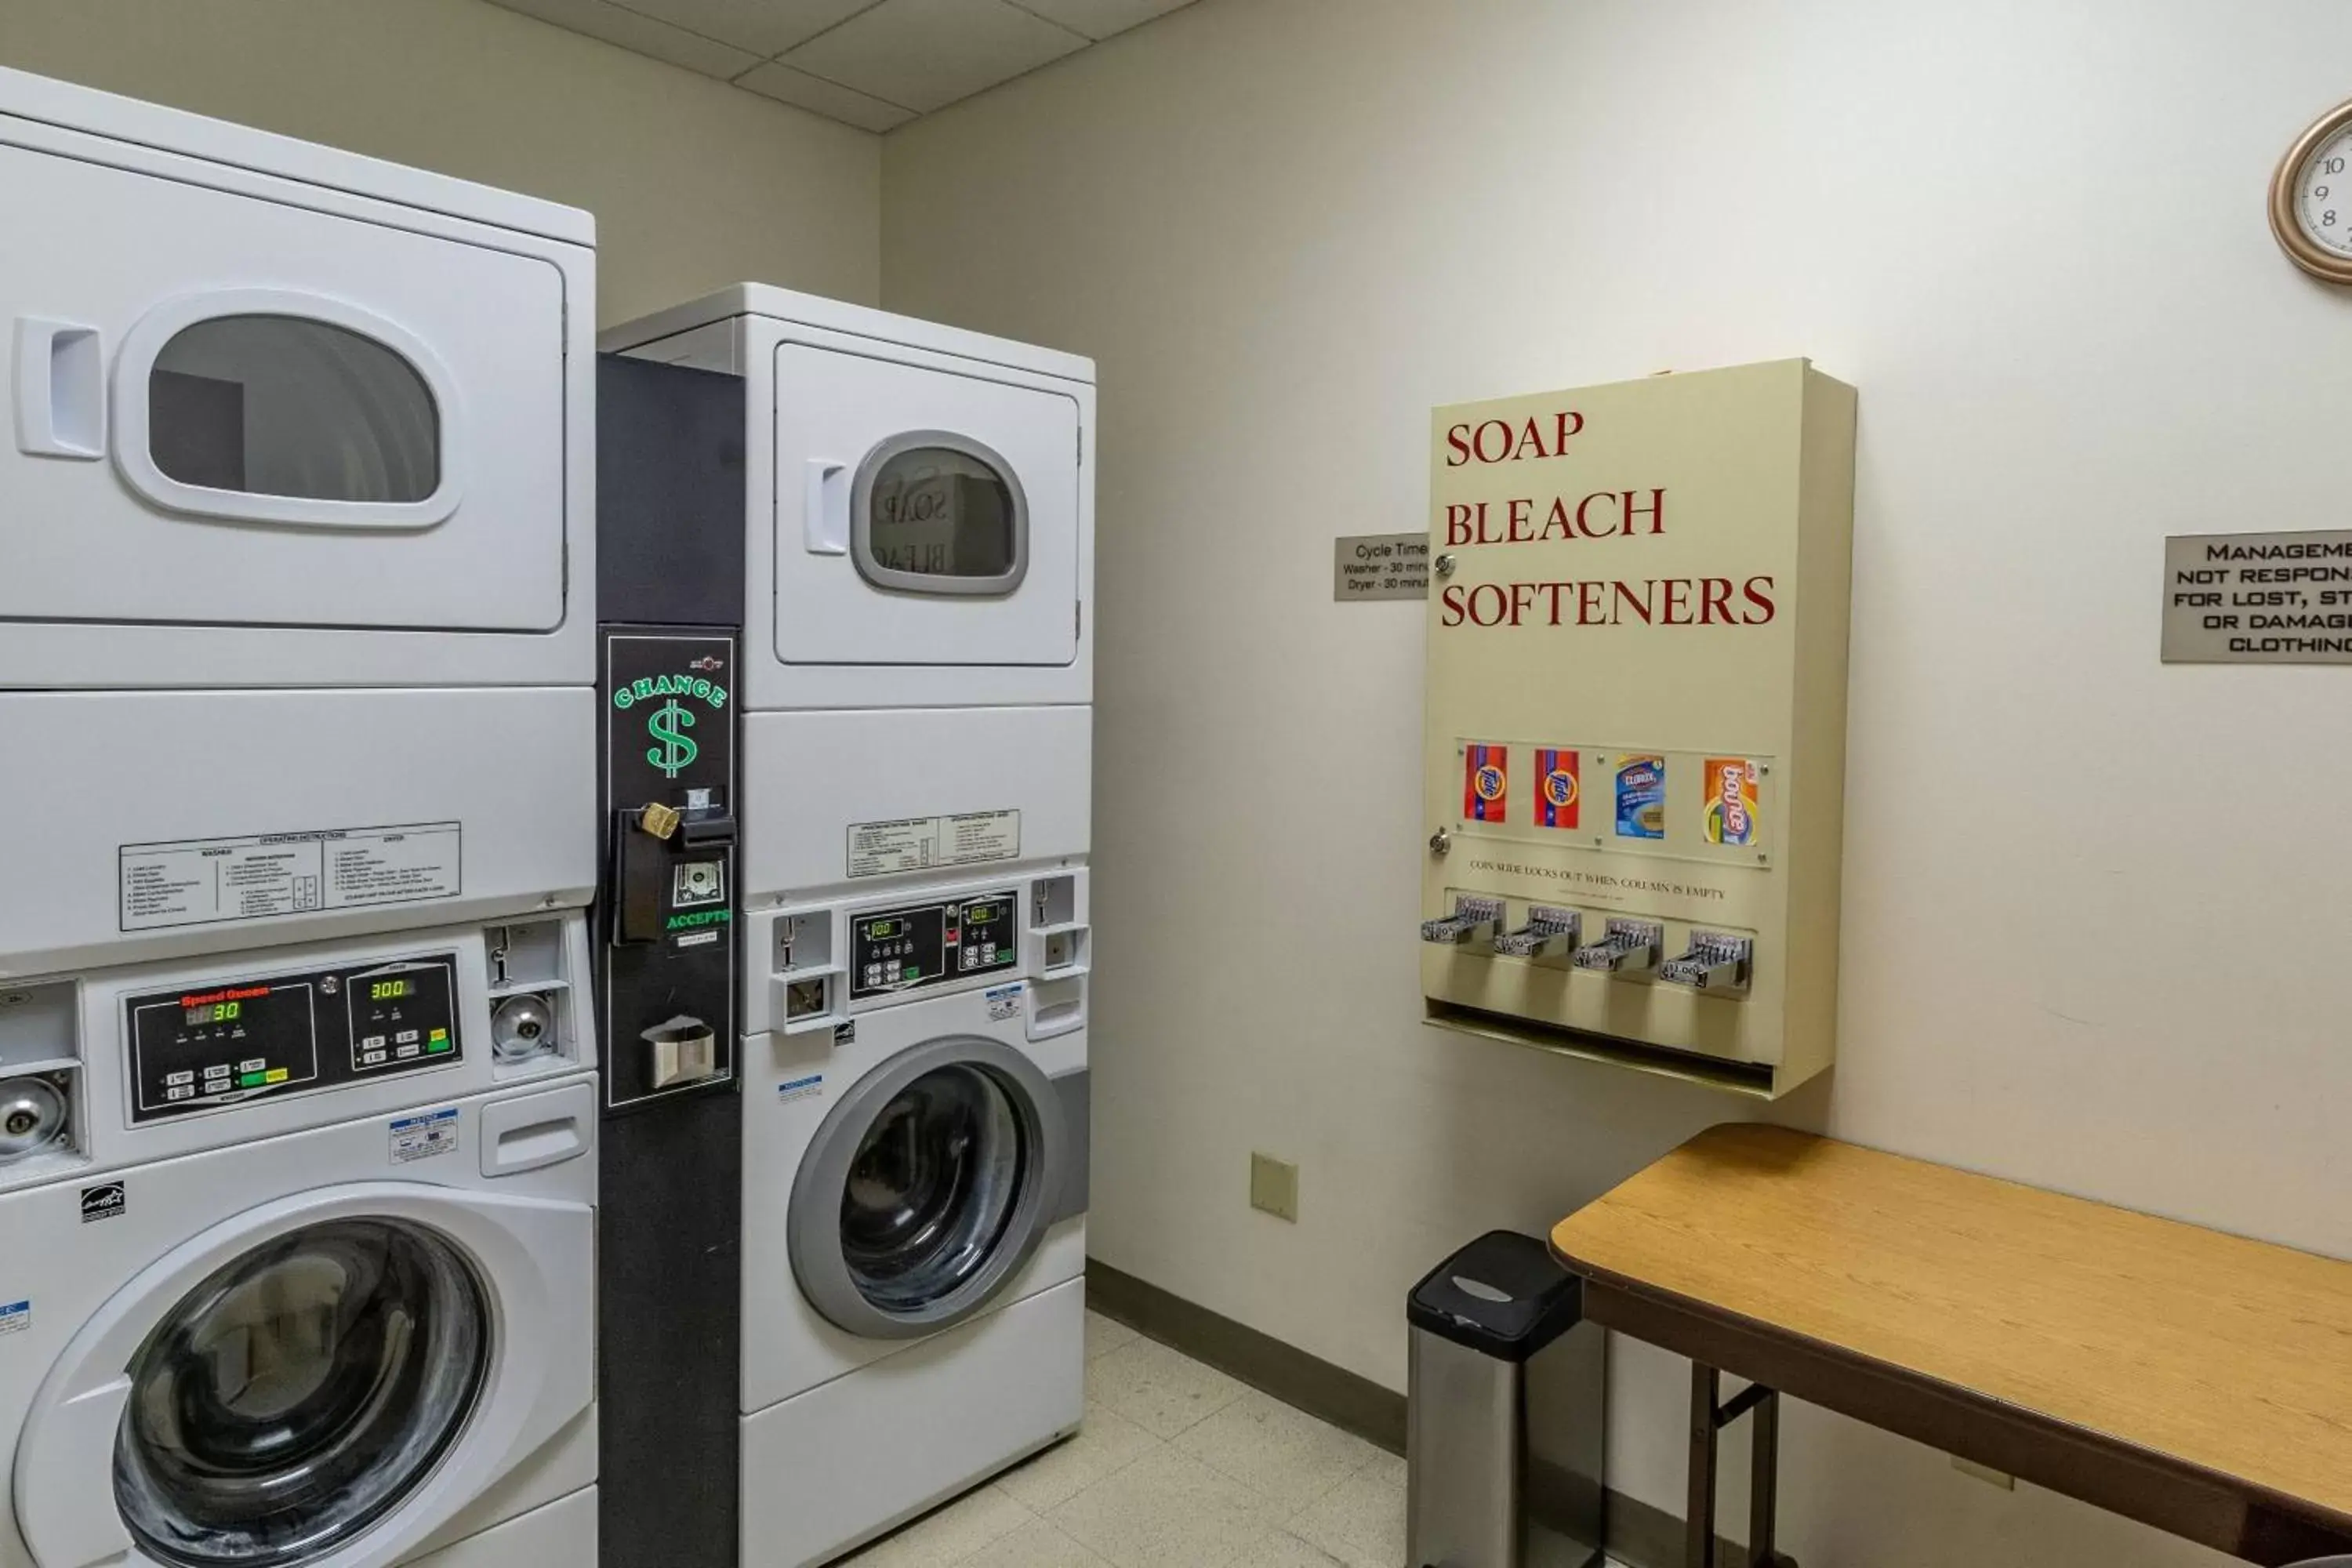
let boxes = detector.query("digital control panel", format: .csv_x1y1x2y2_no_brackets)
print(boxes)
851,893,1018,1001
125,955,459,1123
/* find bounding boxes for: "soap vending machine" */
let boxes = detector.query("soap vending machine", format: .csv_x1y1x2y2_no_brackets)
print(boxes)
1421,361,1856,1098
591,354,747,1568
0,65,600,1179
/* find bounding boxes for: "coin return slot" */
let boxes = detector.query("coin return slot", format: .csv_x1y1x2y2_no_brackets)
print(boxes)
785,978,831,1021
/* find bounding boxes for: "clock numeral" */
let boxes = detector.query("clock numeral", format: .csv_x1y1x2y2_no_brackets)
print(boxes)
2327,158,2348,176
2328,212,2341,228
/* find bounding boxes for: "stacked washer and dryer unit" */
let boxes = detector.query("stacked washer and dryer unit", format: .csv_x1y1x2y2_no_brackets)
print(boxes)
0,68,601,1568
604,287,1098,1568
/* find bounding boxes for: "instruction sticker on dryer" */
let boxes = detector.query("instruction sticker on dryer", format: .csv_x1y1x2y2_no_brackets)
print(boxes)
0,1301,26,1338
985,984,1025,1022
848,811,1020,880
121,822,462,932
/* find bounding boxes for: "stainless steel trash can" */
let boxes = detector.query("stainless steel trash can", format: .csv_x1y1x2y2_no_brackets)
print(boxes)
1407,1231,1606,1568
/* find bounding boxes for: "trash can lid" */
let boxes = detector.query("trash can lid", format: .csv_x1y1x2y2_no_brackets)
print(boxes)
1406,1230,1584,1363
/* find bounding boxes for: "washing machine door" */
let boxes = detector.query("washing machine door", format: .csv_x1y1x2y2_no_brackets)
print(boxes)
775,342,1082,670
789,1036,1080,1340
13,1184,592,1568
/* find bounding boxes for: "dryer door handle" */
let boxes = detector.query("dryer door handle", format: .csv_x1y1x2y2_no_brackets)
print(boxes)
804,459,850,556
14,317,106,460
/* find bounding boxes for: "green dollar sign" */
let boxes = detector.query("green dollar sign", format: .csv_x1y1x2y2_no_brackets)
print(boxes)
645,699,699,779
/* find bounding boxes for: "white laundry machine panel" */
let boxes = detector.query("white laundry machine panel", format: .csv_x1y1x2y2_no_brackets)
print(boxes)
601,285,1094,713
0,918,596,1198
737,705,1091,911
738,1279,1082,1568
0,688,595,981
0,1070,599,1568
0,65,593,693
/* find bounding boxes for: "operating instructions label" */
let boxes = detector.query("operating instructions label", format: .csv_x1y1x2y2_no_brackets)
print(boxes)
2164,529,2352,664
848,811,1020,879
120,822,462,932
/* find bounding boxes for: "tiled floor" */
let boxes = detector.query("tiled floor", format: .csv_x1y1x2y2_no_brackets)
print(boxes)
840,1310,1407,1567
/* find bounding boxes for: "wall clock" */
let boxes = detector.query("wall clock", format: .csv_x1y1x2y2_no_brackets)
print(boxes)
2272,97,2352,283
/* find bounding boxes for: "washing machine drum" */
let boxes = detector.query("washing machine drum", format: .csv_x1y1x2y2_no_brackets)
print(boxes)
790,1036,1078,1340
112,1219,488,1566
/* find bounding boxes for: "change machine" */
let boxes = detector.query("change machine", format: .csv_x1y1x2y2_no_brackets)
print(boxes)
1421,361,1856,1098
603,287,1095,1566
0,64,599,1165
590,353,746,1568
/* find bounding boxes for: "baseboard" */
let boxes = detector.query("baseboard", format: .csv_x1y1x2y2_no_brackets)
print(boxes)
1086,1257,1408,1452
1083,1258,1795,1568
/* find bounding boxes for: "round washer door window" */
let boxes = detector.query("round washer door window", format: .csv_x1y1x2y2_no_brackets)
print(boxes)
841,1062,1028,1314
112,1218,488,1567
792,1037,1067,1339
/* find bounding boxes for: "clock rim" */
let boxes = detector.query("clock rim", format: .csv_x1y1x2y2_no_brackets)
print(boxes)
2270,96,2352,284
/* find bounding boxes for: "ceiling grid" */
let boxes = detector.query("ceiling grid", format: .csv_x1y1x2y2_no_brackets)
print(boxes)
489,0,1197,131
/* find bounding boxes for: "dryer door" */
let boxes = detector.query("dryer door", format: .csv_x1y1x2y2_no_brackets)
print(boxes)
0,140,568,633
774,343,1080,670
789,1036,1079,1340
13,1185,591,1568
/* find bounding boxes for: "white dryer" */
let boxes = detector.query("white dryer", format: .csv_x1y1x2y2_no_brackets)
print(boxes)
738,872,1090,1568
0,65,597,985
0,922,600,1568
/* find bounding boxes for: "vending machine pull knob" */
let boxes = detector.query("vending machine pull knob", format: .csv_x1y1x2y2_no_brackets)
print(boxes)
1572,918,1664,975
1659,933,1755,993
1493,908,1582,959
1420,895,1505,946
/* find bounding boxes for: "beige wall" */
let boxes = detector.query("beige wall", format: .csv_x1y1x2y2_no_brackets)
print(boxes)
0,0,880,322
884,2,2352,1563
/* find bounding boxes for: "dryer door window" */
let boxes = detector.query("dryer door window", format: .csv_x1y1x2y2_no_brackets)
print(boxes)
790,1036,1069,1339
147,314,441,505
113,1218,489,1566
855,435,1026,595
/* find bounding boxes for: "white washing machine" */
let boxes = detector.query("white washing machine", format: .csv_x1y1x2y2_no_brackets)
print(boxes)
736,871,1091,1567
0,921,600,1568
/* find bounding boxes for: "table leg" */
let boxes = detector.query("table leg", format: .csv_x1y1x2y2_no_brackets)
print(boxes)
1689,1363,1720,1568
1748,1388,1780,1568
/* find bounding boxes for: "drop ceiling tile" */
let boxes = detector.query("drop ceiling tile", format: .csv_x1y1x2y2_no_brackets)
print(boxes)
618,0,881,58
489,0,762,78
735,60,915,132
782,0,1087,114
1003,0,1189,42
